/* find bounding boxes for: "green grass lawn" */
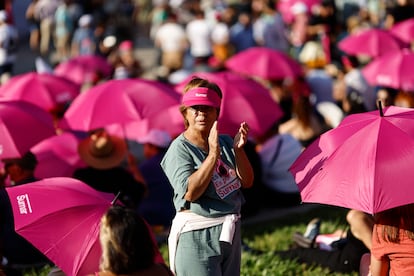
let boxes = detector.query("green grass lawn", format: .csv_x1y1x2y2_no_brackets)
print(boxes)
23,204,358,276
158,204,358,276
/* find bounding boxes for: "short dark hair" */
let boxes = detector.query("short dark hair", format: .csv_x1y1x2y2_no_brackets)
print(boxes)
2,151,38,171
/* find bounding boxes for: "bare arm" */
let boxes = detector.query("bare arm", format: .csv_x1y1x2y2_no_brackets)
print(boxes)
233,122,254,188
184,121,220,201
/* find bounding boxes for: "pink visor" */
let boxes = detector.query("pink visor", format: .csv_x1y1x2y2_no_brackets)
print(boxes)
181,87,221,108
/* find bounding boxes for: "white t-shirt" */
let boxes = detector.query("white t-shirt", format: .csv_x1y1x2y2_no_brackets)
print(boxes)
211,22,229,44
155,22,187,52
186,18,212,57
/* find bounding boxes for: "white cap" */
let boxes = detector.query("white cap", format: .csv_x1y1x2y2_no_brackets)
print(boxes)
0,10,7,22
291,2,308,15
139,129,172,148
79,14,93,27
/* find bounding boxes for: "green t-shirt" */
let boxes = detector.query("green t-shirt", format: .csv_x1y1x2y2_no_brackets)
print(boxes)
161,133,244,218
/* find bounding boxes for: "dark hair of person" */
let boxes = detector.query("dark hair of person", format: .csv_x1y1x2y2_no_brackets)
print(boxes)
100,206,156,274
374,203,414,243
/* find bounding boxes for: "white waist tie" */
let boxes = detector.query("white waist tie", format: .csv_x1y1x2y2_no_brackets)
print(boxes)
168,212,240,275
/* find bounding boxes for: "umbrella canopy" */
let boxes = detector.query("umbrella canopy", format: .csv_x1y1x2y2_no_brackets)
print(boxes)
31,132,86,179
390,18,414,44
362,49,414,91
338,28,406,58
0,100,56,159
224,47,303,80
60,78,181,137
175,71,284,139
290,105,414,214
6,177,114,276
128,104,184,139
0,72,80,111
54,55,113,85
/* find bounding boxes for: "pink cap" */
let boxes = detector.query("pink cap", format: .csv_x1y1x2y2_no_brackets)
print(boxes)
119,40,133,51
181,87,221,108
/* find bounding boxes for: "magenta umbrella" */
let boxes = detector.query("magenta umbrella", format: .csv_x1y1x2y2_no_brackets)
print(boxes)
390,18,414,44
120,104,185,140
60,79,181,136
0,100,56,159
290,105,414,214
31,132,86,179
6,177,114,276
175,71,284,139
6,177,165,276
54,55,113,85
224,47,303,80
338,28,407,58
362,49,414,91
0,72,80,111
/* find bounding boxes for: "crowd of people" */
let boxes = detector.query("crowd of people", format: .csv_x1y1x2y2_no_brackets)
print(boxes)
0,0,414,275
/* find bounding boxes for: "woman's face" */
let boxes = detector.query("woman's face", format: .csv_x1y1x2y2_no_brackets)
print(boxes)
185,105,218,133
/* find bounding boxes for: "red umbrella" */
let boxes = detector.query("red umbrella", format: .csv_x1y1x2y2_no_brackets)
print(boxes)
290,105,414,214
0,72,80,111
60,79,181,137
54,55,113,85
0,100,56,159
31,132,86,179
362,49,414,91
6,177,164,276
224,47,303,80
390,18,414,44
338,28,407,58
175,71,283,139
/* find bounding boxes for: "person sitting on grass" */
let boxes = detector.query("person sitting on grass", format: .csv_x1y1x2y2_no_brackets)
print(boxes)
273,209,374,274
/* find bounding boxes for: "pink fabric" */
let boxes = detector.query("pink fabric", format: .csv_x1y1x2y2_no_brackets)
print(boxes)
0,100,55,159
290,105,414,214
181,87,221,108
371,225,414,276
362,49,414,91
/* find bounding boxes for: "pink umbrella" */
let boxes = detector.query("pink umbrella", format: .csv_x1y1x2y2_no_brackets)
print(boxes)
175,71,284,139
0,100,56,159
362,49,414,91
224,47,303,80
6,177,114,276
290,105,414,214
277,0,320,24
54,55,113,85
390,18,414,44
60,79,181,136
338,28,407,58
0,72,80,111
6,177,164,276
31,132,86,179
124,104,185,140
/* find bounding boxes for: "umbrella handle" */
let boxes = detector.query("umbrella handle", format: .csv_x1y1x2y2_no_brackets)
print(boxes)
111,191,121,205
378,100,384,117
